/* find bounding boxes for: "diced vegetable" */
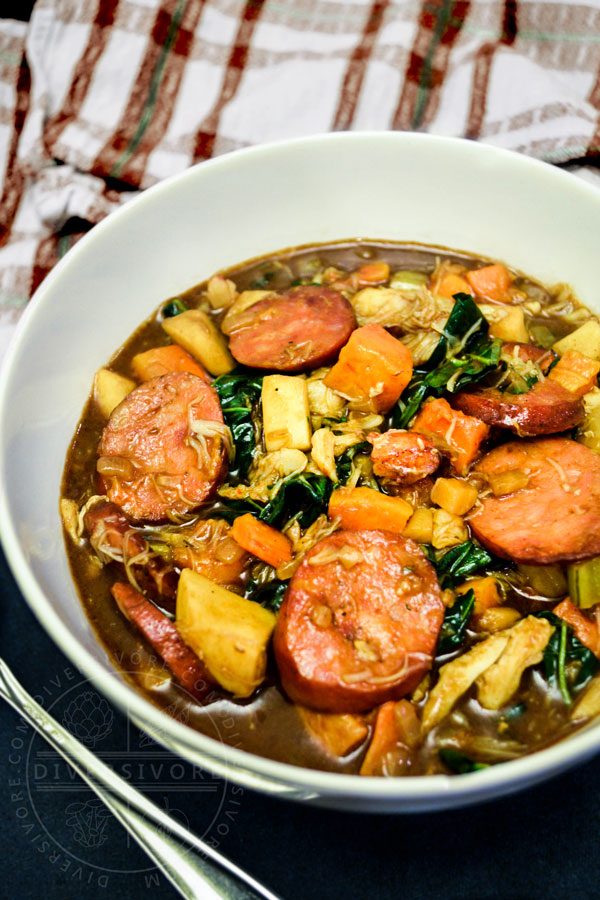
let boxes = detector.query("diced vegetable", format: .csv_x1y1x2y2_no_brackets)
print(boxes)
571,675,600,719
131,344,210,382
436,272,474,299
548,350,600,397
473,607,521,633
518,564,567,598
176,569,276,697
93,368,136,418
430,478,478,516
389,269,428,290
553,598,599,655
567,557,600,610
478,304,529,343
220,290,273,334
206,275,238,310
412,397,490,475
230,514,292,568
359,700,420,776
328,486,413,533
311,428,338,481
553,320,600,360
402,508,433,544
323,324,413,414
297,707,368,757
487,469,529,497
162,308,235,375
456,576,501,614
466,264,513,302
352,262,390,285
262,374,312,451
431,509,469,549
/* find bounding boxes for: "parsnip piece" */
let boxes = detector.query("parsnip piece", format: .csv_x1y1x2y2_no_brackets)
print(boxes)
422,631,509,732
571,675,600,720
478,303,529,343
162,309,235,375
176,569,276,697
297,706,368,757
220,290,272,335
311,428,338,481
262,374,312,451
553,320,600,360
93,368,136,418
476,615,553,710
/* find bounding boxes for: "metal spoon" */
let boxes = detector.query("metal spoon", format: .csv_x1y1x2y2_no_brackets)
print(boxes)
0,657,282,900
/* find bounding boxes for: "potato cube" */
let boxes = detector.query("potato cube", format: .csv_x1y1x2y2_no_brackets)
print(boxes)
402,507,433,543
553,320,600,361
176,570,276,697
262,375,312,451
93,368,136,418
479,304,529,343
162,309,235,375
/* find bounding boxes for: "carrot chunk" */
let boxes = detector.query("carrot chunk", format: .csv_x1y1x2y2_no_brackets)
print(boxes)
412,397,490,475
328,486,413,534
548,350,600,398
230,513,293,568
466,264,514,302
323,323,413,414
132,344,211,382
456,576,501,614
434,272,473,299
554,597,600,657
359,700,420,776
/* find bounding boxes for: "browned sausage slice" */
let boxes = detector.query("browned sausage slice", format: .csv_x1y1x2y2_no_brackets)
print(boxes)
367,430,440,483
226,286,355,372
469,437,600,563
98,373,227,522
111,582,214,701
452,380,583,436
273,530,444,713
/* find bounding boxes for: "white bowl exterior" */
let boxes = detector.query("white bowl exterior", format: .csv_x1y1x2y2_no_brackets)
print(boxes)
2,132,600,811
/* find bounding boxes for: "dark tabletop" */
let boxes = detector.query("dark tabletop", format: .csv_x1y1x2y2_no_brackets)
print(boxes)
0,540,599,900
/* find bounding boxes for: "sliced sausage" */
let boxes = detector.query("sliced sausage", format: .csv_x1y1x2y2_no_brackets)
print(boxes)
469,437,600,563
98,373,227,521
273,530,444,713
367,430,440,483
111,582,214,702
452,380,583,436
226,285,356,372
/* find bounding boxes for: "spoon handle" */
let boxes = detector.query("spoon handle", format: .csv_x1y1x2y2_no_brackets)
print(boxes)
0,658,281,900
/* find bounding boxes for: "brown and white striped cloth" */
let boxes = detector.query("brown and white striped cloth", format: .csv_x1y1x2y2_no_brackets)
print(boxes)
2,0,600,359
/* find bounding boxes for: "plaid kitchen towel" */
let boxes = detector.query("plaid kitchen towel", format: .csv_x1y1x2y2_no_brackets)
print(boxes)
3,0,600,359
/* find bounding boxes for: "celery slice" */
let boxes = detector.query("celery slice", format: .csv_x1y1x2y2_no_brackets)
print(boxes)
567,557,600,609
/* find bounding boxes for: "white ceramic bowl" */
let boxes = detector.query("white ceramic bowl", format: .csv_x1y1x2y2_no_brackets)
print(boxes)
2,132,600,812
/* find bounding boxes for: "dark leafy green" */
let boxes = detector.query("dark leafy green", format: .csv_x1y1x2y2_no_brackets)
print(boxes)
214,370,263,479
219,473,333,530
248,580,288,612
336,441,373,485
429,540,505,589
393,294,502,428
162,297,187,318
533,611,598,703
250,270,276,289
439,748,489,774
437,590,475,655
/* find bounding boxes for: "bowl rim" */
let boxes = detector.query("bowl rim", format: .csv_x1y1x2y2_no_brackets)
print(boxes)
2,129,600,804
